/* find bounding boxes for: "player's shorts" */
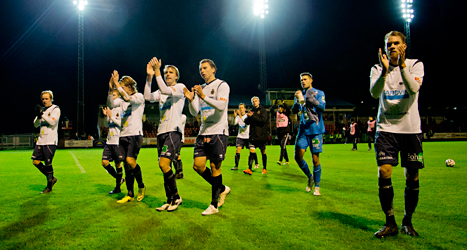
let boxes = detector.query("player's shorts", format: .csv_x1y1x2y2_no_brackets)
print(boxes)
119,135,143,160
31,145,56,164
102,144,124,163
235,137,249,149
374,131,424,169
194,134,228,161
295,133,323,154
249,140,267,151
157,131,182,160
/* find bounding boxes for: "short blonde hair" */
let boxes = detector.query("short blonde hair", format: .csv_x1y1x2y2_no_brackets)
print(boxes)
164,65,180,82
251,96,259,104
41,90,54,101
119,76,137,93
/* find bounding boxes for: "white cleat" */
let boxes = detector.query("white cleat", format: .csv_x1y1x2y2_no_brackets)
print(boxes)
201,205,219,216
313,187,321,196
218,186,231,207
168,197,182,212
156,203,170,211
306,177,314,192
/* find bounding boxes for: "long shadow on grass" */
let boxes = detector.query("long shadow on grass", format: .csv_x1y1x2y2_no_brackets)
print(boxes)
316,211,380,232
0,195,50,242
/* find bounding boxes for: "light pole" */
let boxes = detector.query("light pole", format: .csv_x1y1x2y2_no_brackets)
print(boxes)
73,0,87,138
401,0,414,58
254,0,269,97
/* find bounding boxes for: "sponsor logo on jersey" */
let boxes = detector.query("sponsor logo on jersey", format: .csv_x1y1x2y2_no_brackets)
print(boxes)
383,89,409,100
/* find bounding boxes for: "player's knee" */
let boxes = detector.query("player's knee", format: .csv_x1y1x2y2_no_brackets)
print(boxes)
32,160,41,166
378,165,392,179
102,160,109,167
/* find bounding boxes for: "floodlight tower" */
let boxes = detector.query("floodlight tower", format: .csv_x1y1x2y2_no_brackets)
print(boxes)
254,0,269,96
74,0,87,137
401,0,414,58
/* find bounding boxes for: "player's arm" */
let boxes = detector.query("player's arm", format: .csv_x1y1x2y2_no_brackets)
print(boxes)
196,83,229,112
185,87,200,116
370,49,389,99
400,61,424,95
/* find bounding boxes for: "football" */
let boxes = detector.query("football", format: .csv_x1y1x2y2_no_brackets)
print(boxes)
445,159,455,167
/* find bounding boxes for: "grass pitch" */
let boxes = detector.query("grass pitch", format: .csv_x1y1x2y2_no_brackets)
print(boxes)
1,142,466,249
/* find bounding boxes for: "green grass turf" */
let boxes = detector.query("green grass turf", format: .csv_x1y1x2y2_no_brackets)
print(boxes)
1,142,466,249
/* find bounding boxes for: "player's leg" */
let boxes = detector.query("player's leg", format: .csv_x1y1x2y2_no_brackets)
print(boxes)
260,145,267,174
283,133,289,164
400,167,420,236
295,133,313,192
243,145,255,175
118,162,135,203
310,134,323,195
232,144,241,170
126,136,145,201
40,146,57,194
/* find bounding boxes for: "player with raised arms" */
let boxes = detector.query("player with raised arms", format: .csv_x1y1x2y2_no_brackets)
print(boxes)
144,57,184,212
109,71,146,204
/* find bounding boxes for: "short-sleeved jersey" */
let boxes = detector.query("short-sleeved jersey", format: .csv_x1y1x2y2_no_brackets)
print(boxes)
189,79,230,136
293,87,326,135
120,93,145,137
34,104,61,145
106,106,122,145
146,78,186,135
370,59,424,134
234,114,249,139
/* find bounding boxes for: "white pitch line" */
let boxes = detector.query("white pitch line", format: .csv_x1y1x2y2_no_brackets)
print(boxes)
68,150,86,173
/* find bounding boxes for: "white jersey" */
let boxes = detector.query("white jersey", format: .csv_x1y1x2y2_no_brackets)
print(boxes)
120,92,145,137
34,104,61,145
370,59,424,134
188,79,229,136
105,106,122,145
234,114,249,139
144,76,186,135
181,114,186,142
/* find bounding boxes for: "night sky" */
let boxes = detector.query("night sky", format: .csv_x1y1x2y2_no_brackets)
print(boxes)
0,0,461,135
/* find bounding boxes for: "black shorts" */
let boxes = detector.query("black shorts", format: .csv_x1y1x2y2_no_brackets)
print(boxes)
31,145,56,164
374,131,424,169
194,134,228,161
249,140,267,151
235,137,249,149
119,135,143,160
102,144,125,163
157,131,182,160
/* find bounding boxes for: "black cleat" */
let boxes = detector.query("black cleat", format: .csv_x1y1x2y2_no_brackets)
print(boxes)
175,172,184,179
400,224,419,237
109,188,121,194
375,224,399,238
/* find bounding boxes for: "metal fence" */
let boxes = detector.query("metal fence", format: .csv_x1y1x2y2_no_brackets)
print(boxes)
0,134,35,150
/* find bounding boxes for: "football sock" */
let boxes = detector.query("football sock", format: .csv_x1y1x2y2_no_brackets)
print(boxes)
34,162,47,176
200,167,213,185
132,164,144,189
235,153,240,167
298,160,312,178
211,174,224,208
44,165,54,189
164,169,179,201
403,179,420,226
104,164,117,178
313,164,321,187
125,168,135,197
378,177,395,225
283,147,289,162
177,159,183,173
116,167,123,188
262,154,267,169
248,153,254,170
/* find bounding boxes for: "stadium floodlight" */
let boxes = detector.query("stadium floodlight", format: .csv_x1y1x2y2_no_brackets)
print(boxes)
401,0,414,23
253,0,269,19
73,0,88,11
